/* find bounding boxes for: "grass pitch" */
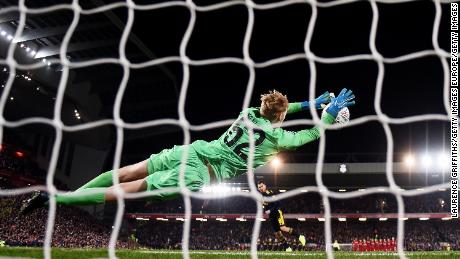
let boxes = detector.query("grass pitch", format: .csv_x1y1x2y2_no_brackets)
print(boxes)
0,247,459,258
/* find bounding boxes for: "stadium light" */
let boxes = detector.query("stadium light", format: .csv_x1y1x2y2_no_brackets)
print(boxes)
437,153,449,169
236,218,246,222
297,218,306,221
216,218,227,222
202,184,233,193
271,157,282,169
221,185,230,193
402,217,409,221
75,110,81,120
0,30,5,36
135,217,148,221
404,154,415,167
279,189,286,193
439,199,445,207
257,218,266,221
176,218,185,221
6,35,12,40
338,218,346,222
441,217,452,221
196,218,207,222
339,164,347,173
421,154,432,168
156,218,168,221
358,218,367,222
300,189,308,193
318,218,325,222
338,189,346,192
358,188,366,192
379,218,388,221
419,217,429,221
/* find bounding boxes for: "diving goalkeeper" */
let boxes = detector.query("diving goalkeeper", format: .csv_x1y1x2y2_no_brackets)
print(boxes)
21,88,355,213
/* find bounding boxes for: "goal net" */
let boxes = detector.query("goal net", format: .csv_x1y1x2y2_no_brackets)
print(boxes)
0,0,454,259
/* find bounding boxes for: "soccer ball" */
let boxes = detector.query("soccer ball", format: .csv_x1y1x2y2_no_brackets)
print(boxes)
321,103,350,124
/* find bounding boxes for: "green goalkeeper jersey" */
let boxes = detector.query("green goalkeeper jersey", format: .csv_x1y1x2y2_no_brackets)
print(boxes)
191,103,335,181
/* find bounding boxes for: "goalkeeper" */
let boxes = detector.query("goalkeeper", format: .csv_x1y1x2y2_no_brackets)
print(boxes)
21,88,355,213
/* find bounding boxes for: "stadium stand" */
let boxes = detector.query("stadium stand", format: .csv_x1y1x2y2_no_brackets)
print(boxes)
0,144,456,251
129,191,450,214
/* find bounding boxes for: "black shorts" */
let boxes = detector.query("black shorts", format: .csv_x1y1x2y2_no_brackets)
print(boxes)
269,209,285,232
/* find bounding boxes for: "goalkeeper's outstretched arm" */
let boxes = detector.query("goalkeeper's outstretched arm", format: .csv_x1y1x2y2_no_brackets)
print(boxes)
278,88,356,150
276,112,335,150
287,91,331,114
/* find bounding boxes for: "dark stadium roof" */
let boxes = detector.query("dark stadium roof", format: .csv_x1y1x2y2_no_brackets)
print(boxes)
0,0,450,165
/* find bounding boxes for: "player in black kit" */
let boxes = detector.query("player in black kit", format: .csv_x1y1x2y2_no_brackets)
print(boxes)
257,180,306,252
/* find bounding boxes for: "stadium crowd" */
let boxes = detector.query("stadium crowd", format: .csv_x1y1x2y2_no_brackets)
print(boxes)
0,148,132,249
128,219,459,251
0,194,130,248
0,145,68,190
0,145,46,183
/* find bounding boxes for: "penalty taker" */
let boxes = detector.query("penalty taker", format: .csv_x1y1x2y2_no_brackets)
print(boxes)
257,180,306,252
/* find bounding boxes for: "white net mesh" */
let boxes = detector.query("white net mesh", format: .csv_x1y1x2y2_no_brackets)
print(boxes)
0,0,455,259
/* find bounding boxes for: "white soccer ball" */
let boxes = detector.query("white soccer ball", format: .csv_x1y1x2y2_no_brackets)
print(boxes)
321,103,350,124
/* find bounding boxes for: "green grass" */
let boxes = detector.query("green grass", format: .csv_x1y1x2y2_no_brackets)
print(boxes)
0,247,459,259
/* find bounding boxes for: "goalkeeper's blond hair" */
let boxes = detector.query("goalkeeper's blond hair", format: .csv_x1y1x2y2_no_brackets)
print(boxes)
260,90,289,123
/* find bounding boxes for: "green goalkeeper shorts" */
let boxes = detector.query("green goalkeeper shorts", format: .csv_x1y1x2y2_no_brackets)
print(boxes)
146,144,210,200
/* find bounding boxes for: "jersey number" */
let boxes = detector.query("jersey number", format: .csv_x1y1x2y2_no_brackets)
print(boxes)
224,119,266,161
